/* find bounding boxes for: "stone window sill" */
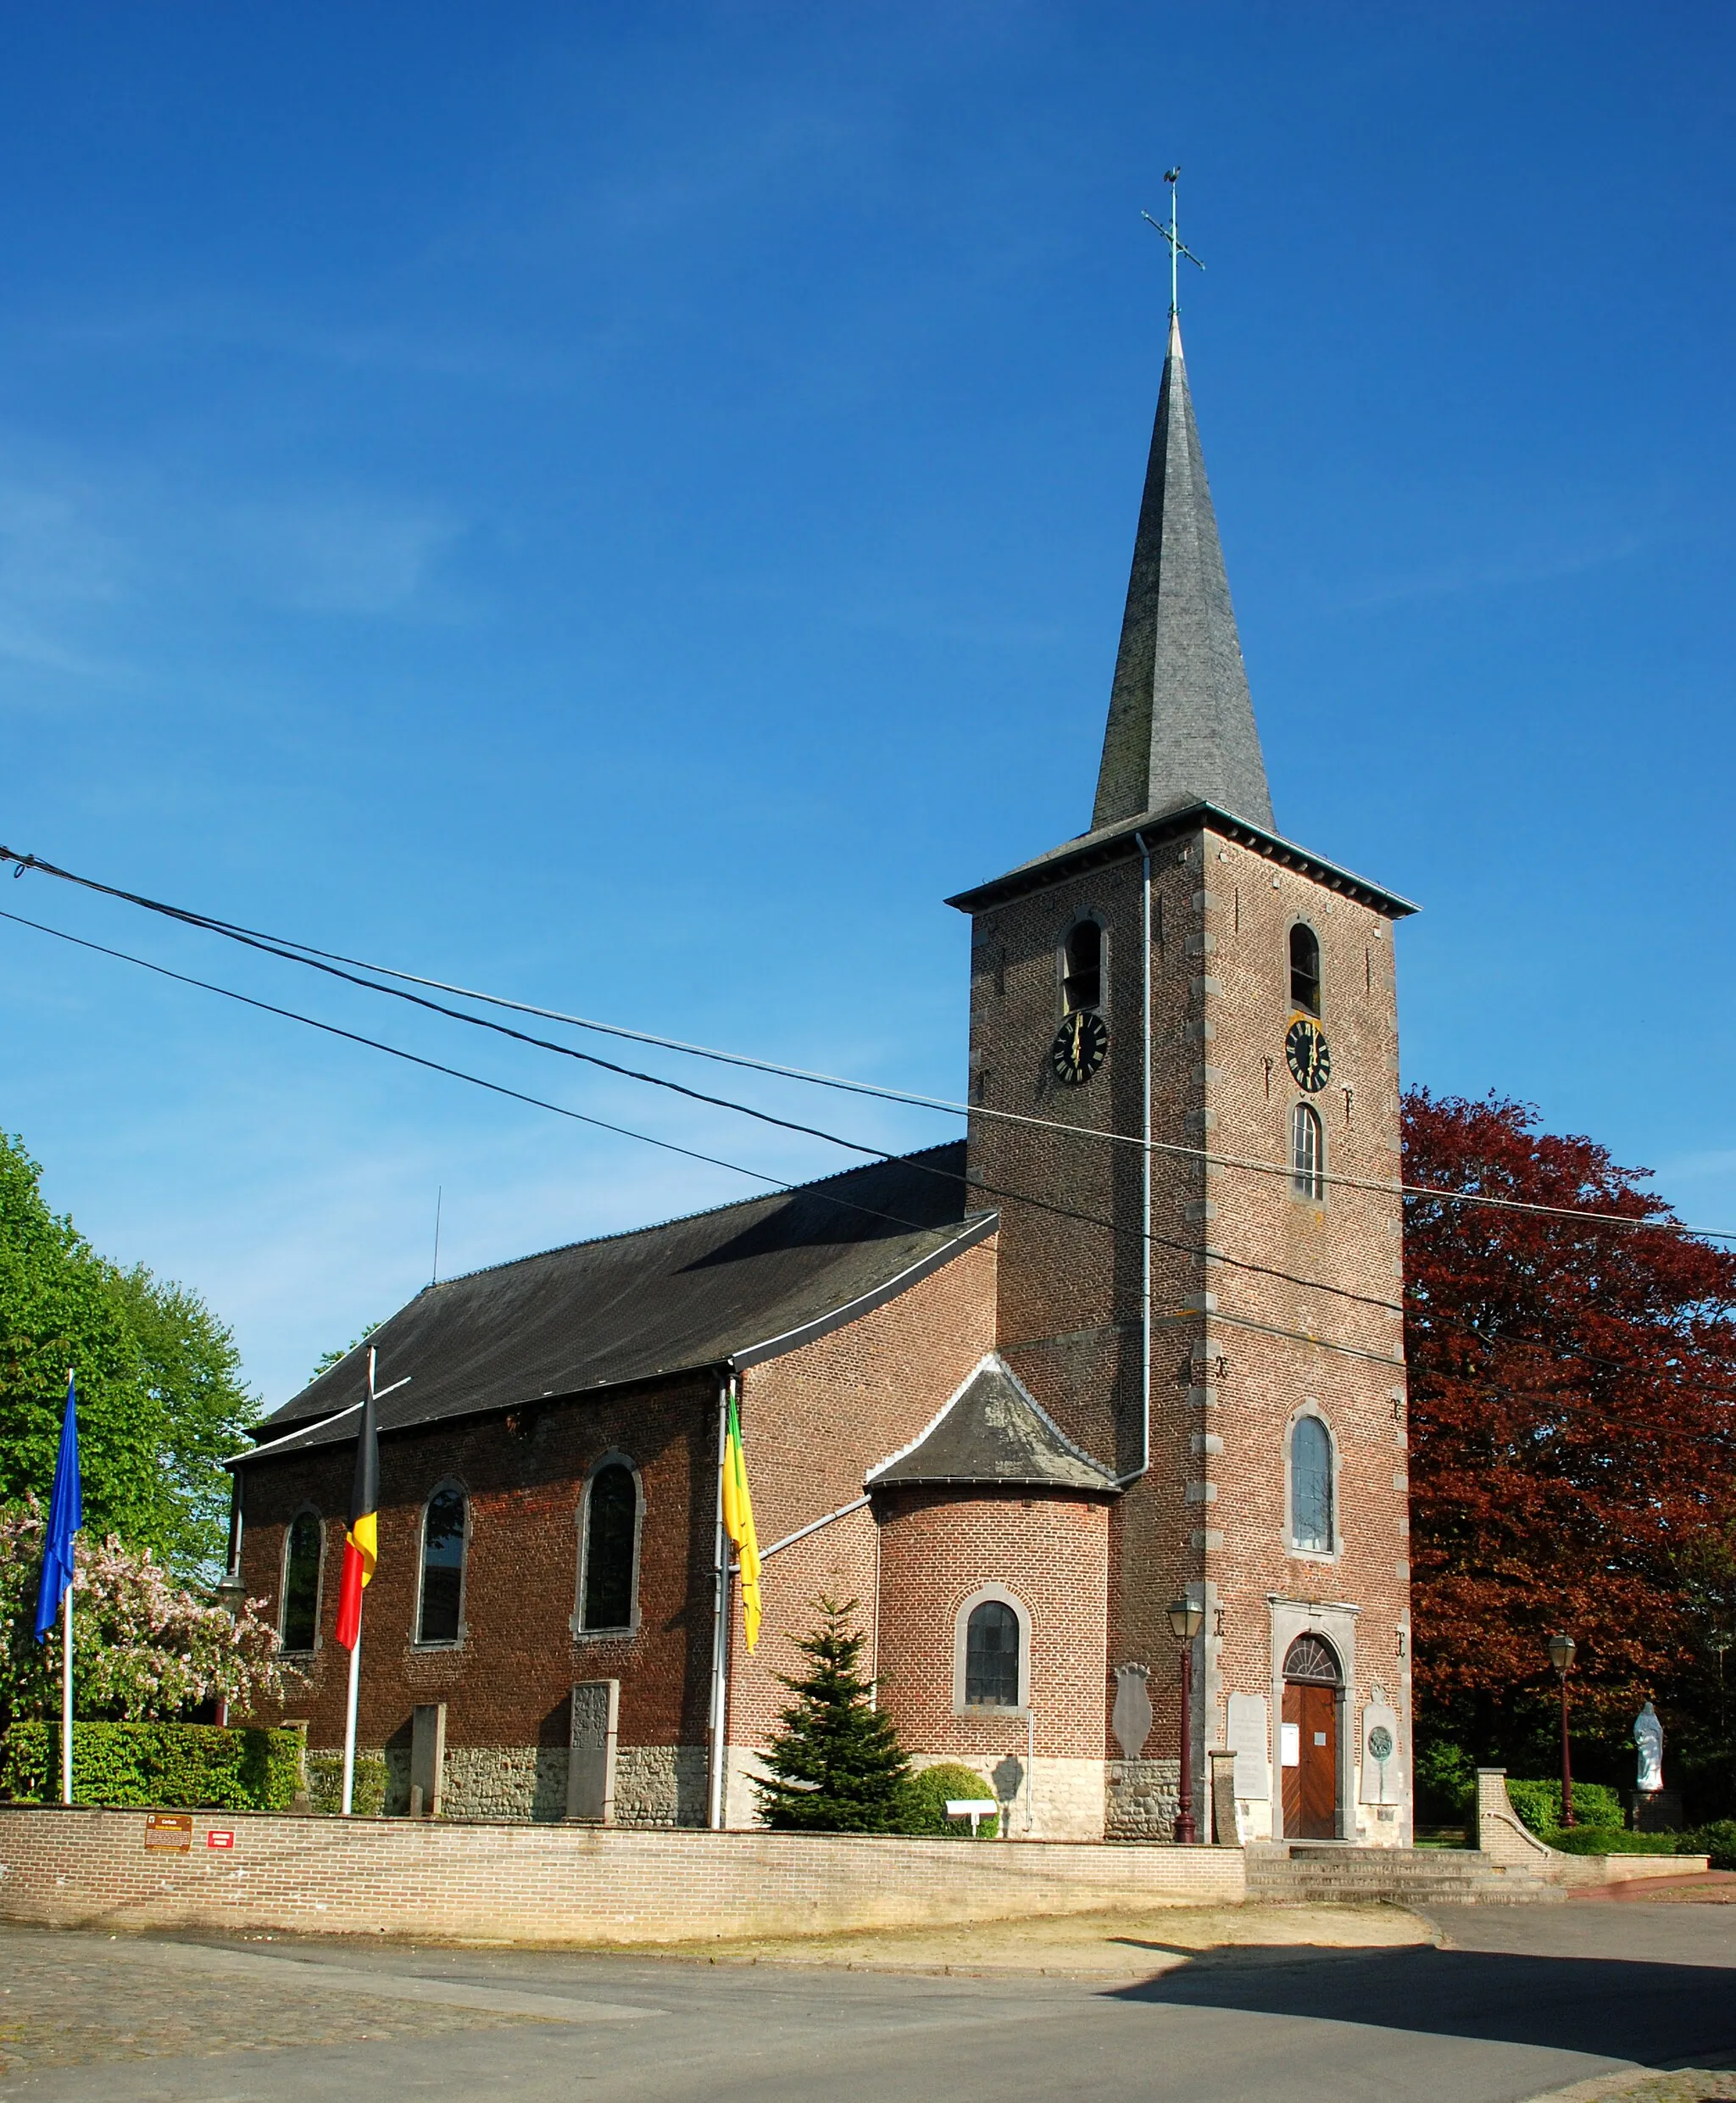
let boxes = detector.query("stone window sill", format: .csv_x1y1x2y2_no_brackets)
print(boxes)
570,1622,638,1642
953,1703,1030,1722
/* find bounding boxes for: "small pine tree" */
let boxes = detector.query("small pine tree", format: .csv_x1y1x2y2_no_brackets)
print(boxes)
754,1596,911,1832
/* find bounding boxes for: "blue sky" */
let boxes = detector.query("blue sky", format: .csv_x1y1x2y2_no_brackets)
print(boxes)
2,3,1732,1410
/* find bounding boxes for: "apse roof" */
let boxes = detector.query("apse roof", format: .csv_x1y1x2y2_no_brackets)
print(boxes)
237,1144,993,1464
866,1353,1119,1494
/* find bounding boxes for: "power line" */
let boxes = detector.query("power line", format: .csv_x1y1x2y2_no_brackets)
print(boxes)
6,904,1723,1380
0,900,1405,1321
2,843,1725,1247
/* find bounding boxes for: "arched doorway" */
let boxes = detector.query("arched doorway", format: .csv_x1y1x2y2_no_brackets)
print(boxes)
1282,1633,1342,1839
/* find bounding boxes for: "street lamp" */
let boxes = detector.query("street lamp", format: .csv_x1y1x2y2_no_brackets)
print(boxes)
1547,1632,1576,1828
212,1566,247,1728
1167,1595,1205,1844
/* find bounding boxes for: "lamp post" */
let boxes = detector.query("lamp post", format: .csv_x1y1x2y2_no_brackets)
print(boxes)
1547,1632,1576,1828
1167,1595,1205,1844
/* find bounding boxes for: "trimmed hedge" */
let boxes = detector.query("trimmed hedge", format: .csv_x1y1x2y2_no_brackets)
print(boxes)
899,1763,999,1839
0,1721,303,1811
1542,1824,1678,1855
305,1749,387,1817
1506,1778,1624,1834
1681,1821,1736,1871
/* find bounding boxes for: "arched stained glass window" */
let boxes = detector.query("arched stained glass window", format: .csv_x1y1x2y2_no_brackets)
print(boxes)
965,1600,1021,1708
1292,1101,1324,1201
418,1485,467,1644
281,1511,322,1652
1061,919,1103,1014
1289,923,1321,1015
581,1462,639,1633
1290,1416,1333,1554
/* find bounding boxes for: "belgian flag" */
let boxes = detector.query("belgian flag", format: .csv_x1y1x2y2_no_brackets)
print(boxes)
333,1370,379,1652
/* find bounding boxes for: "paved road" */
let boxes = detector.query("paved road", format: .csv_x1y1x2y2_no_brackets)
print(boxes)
3,1899,1733,2102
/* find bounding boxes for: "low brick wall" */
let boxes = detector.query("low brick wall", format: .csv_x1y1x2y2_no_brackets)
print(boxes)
1474,1769,1710,1888
0,1805,1244,1945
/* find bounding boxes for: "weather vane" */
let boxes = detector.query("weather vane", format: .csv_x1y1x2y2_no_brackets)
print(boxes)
1142,166,1205,319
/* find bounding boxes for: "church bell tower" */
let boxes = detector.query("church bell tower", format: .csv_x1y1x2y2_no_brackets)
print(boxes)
947,304,1418,1845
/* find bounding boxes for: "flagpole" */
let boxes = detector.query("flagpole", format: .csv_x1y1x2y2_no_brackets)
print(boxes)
705,1375,732,1832
340,1347,376,1818
60,1583,73,1807
341,1606,363,1816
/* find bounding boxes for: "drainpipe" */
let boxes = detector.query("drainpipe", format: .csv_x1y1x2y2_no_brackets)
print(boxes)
1116,830,1155,1485
705,1370,733,1831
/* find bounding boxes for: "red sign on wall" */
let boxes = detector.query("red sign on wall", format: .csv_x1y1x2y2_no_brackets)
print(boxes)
205,1829,236,1850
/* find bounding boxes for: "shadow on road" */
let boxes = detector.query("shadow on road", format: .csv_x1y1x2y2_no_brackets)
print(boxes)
1108,1944,1736,2071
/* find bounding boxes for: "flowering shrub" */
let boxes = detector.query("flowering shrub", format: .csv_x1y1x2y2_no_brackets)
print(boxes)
0,1499,281,1732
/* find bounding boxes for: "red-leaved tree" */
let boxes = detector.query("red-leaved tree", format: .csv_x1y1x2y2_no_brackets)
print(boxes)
1404,1089,1736,1805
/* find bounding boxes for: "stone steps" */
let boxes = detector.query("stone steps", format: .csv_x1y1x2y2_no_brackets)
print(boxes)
1245,1844,1561,1906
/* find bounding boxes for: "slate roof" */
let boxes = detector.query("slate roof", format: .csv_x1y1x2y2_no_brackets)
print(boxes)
239,1145,993,1463
1093,314,1275,836
866,1354,1119,1494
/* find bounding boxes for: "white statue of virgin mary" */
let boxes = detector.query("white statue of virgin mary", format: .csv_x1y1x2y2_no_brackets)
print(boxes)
1633,1701,1664,1794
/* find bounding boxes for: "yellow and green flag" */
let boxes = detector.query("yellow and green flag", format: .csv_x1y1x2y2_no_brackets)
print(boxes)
721,1388,761,1652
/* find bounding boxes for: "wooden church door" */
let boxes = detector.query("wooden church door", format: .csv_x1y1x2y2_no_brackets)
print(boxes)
1281,1635,1342,1840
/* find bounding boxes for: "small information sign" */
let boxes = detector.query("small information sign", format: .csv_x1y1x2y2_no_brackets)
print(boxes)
144,1813,192,1852
206,1829,236,1850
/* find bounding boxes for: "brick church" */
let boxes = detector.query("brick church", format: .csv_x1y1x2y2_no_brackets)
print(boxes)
231,309,1417,1846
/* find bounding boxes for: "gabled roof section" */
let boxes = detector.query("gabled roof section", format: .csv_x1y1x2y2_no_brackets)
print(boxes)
945,799,1418,921
1093,314,1275,835
866,1353,1118,1494
241,1145,994,1461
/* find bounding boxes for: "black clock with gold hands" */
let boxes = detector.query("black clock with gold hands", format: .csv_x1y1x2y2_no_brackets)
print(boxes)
1049,1009,1108,1086
1285,1015,1332,1093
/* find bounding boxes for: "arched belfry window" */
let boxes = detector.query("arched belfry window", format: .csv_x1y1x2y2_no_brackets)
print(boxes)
281,1510,322,1652
1292,1101,1324,1201
1061,918,1103,1014
578,1459,641,1634
1289,923,1321,1015
417,1483,468,1644
1289,1416,1335,1554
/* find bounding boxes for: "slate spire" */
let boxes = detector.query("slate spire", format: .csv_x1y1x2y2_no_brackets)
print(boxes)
1092,314,1275,833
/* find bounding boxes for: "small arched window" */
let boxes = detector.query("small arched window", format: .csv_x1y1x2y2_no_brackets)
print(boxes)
417,1484,467,1644
1289,923,1321,1015
580,1460,639,1633
1292,1101,1324,1201
1061,919,1103,1014
281,1511,322,1652
965,1600,1021,1707
1290,1416,1334,1553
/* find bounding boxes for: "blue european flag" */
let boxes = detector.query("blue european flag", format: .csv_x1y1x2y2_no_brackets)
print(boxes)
34,1371,82,1642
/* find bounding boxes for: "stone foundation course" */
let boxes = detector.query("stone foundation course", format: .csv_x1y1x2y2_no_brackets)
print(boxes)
0,1805,1243,1946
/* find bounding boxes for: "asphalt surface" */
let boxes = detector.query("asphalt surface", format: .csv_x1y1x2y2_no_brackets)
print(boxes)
3,1898,1733,2102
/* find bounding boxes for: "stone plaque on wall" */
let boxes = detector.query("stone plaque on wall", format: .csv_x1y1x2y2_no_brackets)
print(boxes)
1227,1693,1270,1800
410,1702,446,1817
1358,1703,1400,1805
568,1678,620,1823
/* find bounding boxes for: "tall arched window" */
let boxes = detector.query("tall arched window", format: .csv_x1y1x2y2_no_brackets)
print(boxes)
965,1600,1021,1707
281,1510,322,1652
417,1484,467,1644
579,1460,639,1633
1289,922,1321,1015
1061,919,1102,1013
1290,1416,1334,1553
1292,1101,1324,1200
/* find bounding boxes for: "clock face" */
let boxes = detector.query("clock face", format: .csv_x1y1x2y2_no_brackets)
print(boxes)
1285,1015,1332,1093
1049,1009,1109,1086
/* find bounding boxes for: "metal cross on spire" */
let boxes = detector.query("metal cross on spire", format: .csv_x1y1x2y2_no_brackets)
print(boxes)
1142,165,1205,318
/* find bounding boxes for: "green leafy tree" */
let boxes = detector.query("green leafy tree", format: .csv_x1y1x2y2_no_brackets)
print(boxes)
754,1597,911,1832
309,1322,379,1384
0,1130,258,1575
